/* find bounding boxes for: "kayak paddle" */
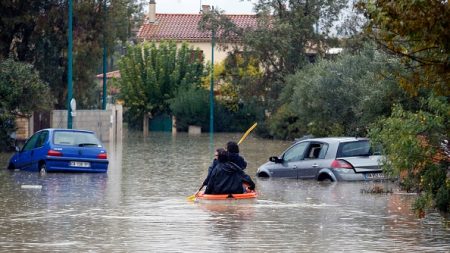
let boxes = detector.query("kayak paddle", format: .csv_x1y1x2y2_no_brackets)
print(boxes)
187,185,204,201
238,122,257,145
188,122,258,201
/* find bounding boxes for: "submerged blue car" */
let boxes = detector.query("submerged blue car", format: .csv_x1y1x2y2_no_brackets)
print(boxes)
7,128,108,174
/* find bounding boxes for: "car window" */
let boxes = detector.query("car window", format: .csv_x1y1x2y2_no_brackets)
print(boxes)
305,143,329,159
53,131,101,147
22,132,40,151
337,140,371,157
283,142,308,162
35,130,49,148
318,144,328,159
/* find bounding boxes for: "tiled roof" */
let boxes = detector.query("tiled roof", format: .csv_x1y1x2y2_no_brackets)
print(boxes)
96,70,121,79
137,14,256,42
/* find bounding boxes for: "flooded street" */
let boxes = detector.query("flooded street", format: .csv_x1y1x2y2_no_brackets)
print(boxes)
0,131,449,252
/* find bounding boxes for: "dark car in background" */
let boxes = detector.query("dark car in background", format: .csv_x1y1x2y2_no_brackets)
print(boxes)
7,128,108,174
256,137,386,182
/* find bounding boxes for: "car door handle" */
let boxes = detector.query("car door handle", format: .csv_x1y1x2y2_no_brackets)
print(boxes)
312,164,318,168
293,165,297,169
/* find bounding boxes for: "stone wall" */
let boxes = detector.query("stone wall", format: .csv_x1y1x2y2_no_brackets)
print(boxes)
14,117,30,140
51,104,123,143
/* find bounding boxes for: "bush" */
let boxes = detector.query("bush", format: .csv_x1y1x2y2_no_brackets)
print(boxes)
169,86,209,131
214,100,264,133
369,94,449,214
267,104,304,140
435,184,450,213
0,114,15,151
269,44,407,140
0,58,52,149
169,86,264,133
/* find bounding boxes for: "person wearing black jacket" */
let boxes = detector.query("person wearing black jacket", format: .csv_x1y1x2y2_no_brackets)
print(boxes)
202,141,248,187
204,149,255,195
226,141,247,170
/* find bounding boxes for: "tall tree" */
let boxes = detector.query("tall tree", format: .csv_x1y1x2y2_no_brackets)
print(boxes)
201,52,264,111
358,0,450,215
358,0,450,96
117,41,205,135
0,0,143,109
369,95,449,214
0,58,52,149
269,44,408,139
200,0,348,110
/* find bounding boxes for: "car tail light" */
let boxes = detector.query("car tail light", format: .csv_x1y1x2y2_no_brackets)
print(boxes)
47,150,62,156
331,159,353,169
97,153,107,159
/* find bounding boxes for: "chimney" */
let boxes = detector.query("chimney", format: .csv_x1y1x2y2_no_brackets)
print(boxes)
148,0,156,23
201,5,210,14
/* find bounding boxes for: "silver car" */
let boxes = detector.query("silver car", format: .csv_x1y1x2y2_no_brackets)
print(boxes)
256,137,386,182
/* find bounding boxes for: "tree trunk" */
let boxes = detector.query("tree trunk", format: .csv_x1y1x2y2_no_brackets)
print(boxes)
143,114,148,137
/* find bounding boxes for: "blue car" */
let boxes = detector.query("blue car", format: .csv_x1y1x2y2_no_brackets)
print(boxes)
7,128,109,174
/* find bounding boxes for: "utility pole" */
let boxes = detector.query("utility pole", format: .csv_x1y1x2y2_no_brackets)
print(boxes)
102,1,107,110
67,0,73,129
209,28,215,158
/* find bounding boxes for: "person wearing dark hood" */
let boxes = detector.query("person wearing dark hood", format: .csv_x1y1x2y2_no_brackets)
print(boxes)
226,141,247,170
201,141,248,187
204,148,255,195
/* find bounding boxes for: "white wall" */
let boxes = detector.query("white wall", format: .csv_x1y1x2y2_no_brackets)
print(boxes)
52,105,123,143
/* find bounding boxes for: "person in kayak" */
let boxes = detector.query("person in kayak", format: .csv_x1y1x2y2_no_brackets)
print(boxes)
201,141,248,188
204,148,255,195
226,141,247,170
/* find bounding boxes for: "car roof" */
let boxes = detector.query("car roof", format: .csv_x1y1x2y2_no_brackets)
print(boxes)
295,137,369,144
38,128,96,134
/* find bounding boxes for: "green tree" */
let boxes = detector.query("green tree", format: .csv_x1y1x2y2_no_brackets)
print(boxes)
201,52,264,112
0,58,52,149
199,0,348,110
0,0,143,109
270,44,408,139
358,0,450,215
117,41,205,134
169,86,209,131
369,95,449,214
358,0,449,96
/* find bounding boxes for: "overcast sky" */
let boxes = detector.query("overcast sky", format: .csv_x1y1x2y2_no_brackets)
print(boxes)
149,0,258,14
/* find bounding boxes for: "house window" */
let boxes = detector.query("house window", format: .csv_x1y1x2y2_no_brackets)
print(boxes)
189,50,203,63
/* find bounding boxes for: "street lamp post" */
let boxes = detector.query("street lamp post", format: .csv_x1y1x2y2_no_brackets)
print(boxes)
102,1,107,110
209,29,215,157
67,0,73,129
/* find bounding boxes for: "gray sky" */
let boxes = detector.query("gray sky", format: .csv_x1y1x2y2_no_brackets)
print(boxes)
150,0,258,14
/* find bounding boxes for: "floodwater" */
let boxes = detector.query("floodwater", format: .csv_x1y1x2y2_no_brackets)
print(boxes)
0,131,449,252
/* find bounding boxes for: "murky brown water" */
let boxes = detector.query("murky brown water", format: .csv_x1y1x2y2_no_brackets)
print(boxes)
0,131,449,252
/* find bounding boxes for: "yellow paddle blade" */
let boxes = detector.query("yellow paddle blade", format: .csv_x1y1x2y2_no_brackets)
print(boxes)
187,194,196,201
238,122,258,145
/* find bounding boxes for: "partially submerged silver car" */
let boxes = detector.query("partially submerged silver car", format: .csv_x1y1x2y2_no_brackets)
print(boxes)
256,137,386,182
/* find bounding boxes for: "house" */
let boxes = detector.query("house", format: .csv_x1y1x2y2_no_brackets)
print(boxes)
136,1,257,64
96,70,121,104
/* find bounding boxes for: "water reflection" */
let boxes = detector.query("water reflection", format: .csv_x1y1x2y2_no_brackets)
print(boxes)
0,131,448,252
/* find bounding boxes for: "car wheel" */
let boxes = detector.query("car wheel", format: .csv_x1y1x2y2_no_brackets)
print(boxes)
39,163,47,176
317,173,334,182
7,163,15,170
257,171,270,178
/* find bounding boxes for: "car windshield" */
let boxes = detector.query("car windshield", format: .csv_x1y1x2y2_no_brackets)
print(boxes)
337,140,375,157
53,131,101,147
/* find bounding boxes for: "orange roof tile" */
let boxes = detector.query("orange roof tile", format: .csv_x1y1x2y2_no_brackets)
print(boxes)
96,70,121,79
137,13,256,42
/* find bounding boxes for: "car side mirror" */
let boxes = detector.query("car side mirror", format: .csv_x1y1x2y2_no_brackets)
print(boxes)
15,146,20,152
269,156,282,163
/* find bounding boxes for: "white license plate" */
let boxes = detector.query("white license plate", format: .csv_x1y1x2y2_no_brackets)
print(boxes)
69,161,91,167
366,173,385,179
